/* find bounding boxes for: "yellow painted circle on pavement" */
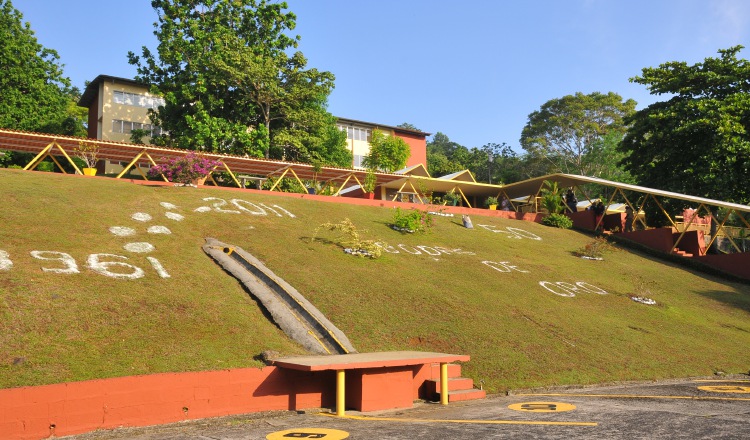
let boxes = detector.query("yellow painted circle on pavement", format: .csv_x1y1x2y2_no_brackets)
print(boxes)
266,427,349,440
698,385,750,394
508,401,576,412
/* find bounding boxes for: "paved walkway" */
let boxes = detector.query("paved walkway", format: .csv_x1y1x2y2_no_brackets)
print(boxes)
61,377,750,440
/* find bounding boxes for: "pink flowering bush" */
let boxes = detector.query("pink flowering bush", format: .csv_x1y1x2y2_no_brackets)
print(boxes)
148,152,222,184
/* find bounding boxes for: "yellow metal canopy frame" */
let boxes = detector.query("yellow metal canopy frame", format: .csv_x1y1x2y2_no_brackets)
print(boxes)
0,128,406,194
501,174,750,255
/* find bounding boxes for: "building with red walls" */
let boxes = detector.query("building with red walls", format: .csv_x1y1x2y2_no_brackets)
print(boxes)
334,117,429,170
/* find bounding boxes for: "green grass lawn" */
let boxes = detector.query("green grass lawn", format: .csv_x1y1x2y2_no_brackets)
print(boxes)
1,168,749,392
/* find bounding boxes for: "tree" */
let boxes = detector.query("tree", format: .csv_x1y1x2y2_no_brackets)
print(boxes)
129,0,347,164
426,132,469,177
363,129,410,172
520,92,636,176
285,113,351,168
0,0,72,133
215,42,338,160
620,46,750,206
397,122,420,131
47,87,88,137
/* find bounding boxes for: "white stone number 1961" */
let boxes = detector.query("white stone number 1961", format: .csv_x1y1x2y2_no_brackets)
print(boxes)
1,250,169,280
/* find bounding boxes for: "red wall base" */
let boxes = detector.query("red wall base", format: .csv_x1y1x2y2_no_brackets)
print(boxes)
0,361,456,440
346,367,415,412
695,252,750,279
0,367,332,440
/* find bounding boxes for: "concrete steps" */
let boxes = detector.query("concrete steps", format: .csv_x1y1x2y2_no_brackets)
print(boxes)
443,388,487,402
673,248,694,257
425,363,486,403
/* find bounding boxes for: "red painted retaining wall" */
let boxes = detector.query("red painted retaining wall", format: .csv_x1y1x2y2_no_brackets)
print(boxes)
0,367,334,440
672,230,706,256
696,252,750,279
0,361,454,440
615,228,676,253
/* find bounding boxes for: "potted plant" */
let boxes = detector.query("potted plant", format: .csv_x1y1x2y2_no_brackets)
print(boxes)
147,152,222,186
74,141,99,176
362,169,377,199
443,191,461,206
485,196,499,210
309,159,323,194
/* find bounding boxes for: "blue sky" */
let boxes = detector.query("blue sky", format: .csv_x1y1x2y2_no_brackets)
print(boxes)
15,0,750,152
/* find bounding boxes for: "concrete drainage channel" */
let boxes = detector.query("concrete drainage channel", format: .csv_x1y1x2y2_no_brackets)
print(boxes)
202,237,356,355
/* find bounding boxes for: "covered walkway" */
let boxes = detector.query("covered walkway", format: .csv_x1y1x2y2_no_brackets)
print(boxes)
0,128,406,196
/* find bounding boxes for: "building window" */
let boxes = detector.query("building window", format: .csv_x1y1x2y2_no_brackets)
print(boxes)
353,154,366,169
337,124,371,142
112,119,163,137
113,90,165,109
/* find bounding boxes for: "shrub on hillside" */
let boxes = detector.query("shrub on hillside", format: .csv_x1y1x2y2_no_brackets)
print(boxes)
574,236,614,259
392,208,434,233
311,218,383,258
148,152,222,184
542,213,573,229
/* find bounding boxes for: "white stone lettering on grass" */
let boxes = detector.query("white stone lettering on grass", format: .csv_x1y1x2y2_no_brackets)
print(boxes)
124,242,156,253
147,257,170,278
576,281,608,295
30,251,79,274
270,204,296,218
539,281,576,297
482,261,530,273
0,250,13,271
375,242,400,253
131,212,152,222
397,244,422,255
160,202,178,210
478,224,542,240
416,245,442,256
232,199,266,215
259,203,283,217
631,296,656,305
109,226,137,237
165,212,184,221
147,226,171,234
202,197,241,214
192,198,295,217
87,254,145,279
539,281,608,297
374,243,475,257
506,227,542,240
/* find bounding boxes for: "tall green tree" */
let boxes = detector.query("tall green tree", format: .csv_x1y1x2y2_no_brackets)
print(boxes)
363,129,410,172
129,0,346,163
0,0,72,133
520,92,637,176
620,46,750,205
426,132,469,177
47,87,88,137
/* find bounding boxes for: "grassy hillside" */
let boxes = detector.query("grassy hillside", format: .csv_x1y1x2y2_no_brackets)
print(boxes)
1,168,749,392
